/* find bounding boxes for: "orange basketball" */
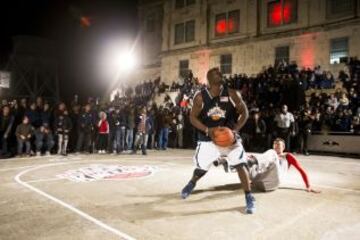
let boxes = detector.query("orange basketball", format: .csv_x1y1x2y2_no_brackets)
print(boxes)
212,127,235,147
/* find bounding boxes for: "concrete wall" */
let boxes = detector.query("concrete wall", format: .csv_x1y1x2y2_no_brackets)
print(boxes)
138,0,360,85
160,24,360,84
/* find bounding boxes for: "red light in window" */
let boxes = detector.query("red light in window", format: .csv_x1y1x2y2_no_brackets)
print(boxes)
216,19,226,34
228,18,234,33
270,2,282,26
299,34,316,68
283,1,292,24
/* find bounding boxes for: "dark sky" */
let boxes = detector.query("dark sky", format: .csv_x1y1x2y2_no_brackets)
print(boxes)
0,0,139,101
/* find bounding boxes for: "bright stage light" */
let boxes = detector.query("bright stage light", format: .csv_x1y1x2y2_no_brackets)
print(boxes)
111,50,137,71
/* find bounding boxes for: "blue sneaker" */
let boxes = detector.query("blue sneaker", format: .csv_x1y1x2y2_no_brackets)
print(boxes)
245,193,256,214
181,181,196,199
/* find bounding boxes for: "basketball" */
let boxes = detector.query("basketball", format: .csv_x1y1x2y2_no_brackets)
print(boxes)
212,127,235,147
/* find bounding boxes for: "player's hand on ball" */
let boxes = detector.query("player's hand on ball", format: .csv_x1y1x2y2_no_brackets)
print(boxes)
208,127,216,139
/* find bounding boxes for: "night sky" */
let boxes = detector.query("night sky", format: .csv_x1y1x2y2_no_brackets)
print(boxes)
0,0,138,101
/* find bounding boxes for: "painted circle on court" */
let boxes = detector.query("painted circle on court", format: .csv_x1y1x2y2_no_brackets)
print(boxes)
57,164,157,182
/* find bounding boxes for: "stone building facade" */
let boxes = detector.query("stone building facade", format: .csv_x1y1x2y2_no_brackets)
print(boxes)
137,0,360,84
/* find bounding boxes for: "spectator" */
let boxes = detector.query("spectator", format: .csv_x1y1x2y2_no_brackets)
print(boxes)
299,108,314,155
0,106,14,157
158,108,171,150
35,123,54,156
76,104,94,153
97,111,109,154
55,110,72,156
16,116,34,157
176,110,184,148
352,115,360,134
132,107,151,155
126,108,135,151
274,105,295,151
327,94,339,110
338,93,350,110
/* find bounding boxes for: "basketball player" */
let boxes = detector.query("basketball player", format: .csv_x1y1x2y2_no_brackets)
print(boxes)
216,138,321,193
180,68,256,214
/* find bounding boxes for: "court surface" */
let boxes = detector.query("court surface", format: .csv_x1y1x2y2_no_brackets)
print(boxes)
0,149,359,240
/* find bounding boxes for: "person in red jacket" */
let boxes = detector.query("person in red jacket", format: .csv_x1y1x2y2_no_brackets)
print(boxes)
215,138,321,193
249,138,321,192
97,111,109,154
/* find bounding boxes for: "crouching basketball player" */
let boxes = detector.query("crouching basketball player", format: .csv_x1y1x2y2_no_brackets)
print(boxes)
180,68,256,214
246,138,321,193
215,138,321,193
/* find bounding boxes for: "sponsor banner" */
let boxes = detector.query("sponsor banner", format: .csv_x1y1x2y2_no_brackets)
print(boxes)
57,164,157,182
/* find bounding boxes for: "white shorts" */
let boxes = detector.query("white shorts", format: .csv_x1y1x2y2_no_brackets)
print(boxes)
248,149,285,191
193,140,247,171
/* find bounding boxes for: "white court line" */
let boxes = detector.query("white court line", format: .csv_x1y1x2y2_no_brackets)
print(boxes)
0,165,36,172
14,162,136,240
25,177,65,183
0,155,192,172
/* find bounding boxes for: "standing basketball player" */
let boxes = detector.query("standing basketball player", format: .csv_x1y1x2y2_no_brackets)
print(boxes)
181,68,256,214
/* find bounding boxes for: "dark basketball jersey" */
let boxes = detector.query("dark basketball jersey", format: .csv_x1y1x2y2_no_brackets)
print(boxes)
197,85,236,141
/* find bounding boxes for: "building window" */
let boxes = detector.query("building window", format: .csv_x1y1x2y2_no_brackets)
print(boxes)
228,10,240,34
215,10,240,36
275,46,290,66
327,0,354,18
175,0,195,9
146,16,155,32
185,20,195,42
220,54,232,74
179,60,189,78
174,20,195,44
330,37,349,64
268,0,297,27
175,23,185,44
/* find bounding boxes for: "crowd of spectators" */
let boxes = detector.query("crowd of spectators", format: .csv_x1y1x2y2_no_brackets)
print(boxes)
172,58,360,154
0,57,359,159
0,77,194,158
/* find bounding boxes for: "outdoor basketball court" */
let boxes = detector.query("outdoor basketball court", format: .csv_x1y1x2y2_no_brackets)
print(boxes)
0,149,359,240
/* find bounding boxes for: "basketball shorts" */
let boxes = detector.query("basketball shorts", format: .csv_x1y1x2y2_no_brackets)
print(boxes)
193,140,246,171
248,149,281,191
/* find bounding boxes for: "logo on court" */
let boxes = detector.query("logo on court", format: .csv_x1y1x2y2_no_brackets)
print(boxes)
57,164,157,182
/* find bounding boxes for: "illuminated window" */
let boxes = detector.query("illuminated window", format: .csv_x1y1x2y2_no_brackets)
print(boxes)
220,54,232,74
215,13,227,36
175,0,195,9
268,0,297,27
215,10,240,36
330,37,348,64
179,60,189,78
174,20,195,44
327,0,354,18
275,46,289,66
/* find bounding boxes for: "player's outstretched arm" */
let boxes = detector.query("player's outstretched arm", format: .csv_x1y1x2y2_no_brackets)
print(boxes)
228,89,249,132
286,153,321,193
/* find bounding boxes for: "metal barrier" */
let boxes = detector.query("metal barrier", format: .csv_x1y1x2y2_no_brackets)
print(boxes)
308,132,360,154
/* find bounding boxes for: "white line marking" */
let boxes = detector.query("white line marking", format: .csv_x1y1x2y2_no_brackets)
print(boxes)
0,165,36,172
14,162,136,240
25,177,65,183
